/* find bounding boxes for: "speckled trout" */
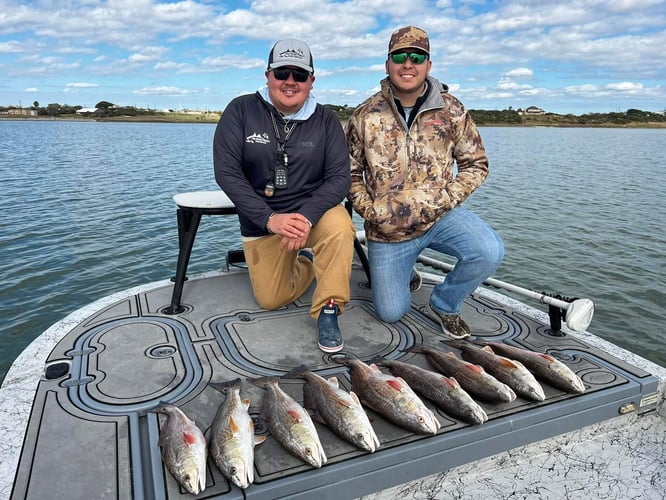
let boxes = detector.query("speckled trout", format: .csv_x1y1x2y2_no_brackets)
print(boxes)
152,403,207,495
284,365,380,452
480,342,586,394
208,379,266,489
404,345,516,403
372,356,488,425
247,376,327,468
445,340,546,402
334,355,441,434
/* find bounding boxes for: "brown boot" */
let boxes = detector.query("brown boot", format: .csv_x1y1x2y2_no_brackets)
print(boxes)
426,304,471,339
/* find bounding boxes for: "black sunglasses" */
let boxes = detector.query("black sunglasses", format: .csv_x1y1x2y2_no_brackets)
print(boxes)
272,68,311,83
390,52,428,65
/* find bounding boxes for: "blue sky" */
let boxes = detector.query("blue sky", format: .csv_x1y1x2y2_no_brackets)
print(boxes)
1,0,664,114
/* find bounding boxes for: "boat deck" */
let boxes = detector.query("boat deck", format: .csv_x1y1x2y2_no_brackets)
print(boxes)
6,262,661,499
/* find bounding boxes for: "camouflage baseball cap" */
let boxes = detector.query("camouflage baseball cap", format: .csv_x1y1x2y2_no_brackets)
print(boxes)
388,26,430,55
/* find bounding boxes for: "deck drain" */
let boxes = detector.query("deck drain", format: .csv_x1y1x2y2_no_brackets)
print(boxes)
149,345,177,358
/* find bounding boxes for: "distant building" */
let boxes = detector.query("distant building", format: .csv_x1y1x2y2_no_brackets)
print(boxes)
76,107,98,114
1,108,37,117
523,106,546,115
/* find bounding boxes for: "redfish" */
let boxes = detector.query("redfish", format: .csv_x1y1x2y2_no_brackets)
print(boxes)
445,340,546,402
479,342,585,394
247,376,327,468
404,345,516,403
208,378,265,489
152,403,207,495
285,365,380,452
372,356,488,425
333,355,441,435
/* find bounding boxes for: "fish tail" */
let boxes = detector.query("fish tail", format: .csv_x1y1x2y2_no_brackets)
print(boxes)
402,345,425,354
367,354,385,365
208,378,242,393
331,352,358,365
149,401,174,414
246,375,280,389
440,339,466,349
283,364,310,379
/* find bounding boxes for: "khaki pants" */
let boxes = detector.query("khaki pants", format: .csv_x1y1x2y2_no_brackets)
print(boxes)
243,204,355,319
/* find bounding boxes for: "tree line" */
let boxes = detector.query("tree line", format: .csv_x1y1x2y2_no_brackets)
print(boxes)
2,101,664,126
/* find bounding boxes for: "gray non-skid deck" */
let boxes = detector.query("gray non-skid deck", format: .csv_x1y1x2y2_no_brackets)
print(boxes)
10,265,660,499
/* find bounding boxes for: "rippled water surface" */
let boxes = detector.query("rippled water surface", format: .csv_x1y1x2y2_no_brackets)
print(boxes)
1,120,664,382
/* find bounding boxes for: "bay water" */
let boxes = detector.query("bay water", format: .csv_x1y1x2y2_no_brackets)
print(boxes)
1,120,664,383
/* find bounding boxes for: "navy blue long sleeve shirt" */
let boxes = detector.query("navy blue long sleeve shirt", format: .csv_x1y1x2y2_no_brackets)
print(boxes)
213,92,351,237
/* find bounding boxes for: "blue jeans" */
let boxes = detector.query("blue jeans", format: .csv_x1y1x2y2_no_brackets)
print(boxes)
367,207,504,322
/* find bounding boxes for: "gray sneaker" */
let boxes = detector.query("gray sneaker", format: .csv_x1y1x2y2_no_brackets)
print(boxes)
426,304,471,339
409,268,422,292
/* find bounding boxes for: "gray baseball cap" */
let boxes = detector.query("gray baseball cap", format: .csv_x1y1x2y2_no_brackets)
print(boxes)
267,39,314,73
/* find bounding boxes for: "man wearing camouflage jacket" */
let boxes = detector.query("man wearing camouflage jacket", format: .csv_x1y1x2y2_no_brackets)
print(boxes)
346,26,504,338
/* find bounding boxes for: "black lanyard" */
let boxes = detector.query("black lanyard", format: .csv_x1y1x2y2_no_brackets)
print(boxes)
266,113,298,193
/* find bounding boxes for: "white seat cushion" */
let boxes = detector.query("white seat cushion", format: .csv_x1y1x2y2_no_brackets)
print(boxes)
172,191,235,209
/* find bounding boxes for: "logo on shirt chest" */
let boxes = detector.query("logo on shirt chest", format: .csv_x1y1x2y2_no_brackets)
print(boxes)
246,132,270,144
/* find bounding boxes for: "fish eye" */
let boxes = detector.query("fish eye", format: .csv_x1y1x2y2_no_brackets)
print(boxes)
229,466,237,475
305,447,313,456
418,416,425,422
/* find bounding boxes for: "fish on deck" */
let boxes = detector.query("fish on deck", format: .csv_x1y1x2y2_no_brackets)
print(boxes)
247,376,327,468
444,340,546,402
333,354,441,435
284,365,380,452
151,403,207,495
208,378,266,489
404,345,517,403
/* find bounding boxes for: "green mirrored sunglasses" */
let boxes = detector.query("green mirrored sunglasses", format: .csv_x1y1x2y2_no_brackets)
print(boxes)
390,52,428,65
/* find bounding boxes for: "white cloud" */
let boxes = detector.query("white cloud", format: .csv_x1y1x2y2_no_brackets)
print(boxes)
133,86,194,96
505,67,533,78
606,82,644,91
0,41,22,53
66,82,99,89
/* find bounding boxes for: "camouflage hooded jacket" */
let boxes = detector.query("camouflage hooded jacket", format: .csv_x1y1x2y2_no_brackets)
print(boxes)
346,76,489,242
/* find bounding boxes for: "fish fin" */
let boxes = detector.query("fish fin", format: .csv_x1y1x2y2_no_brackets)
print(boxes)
386,378,406,392
499,357,521,369
334,396,353,409
448,376,461,388
369,362,381,372
229,416,240,434
242,398,251,409
441,376,457,388
254,435,267,446
349,391,362,405
537,353,556,362
481,346,495,353
182,430,198,446
465,363,485,374
287,409,303,422
326,376,340,388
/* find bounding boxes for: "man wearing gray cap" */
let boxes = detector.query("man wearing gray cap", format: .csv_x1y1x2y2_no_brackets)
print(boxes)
214,39,354,353
346,26,504,339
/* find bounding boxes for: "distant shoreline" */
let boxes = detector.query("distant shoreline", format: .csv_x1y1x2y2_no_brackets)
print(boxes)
2,115,666,128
